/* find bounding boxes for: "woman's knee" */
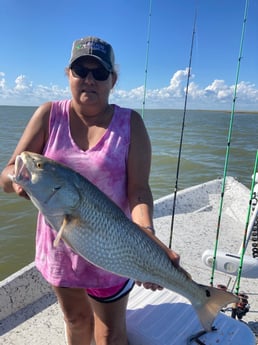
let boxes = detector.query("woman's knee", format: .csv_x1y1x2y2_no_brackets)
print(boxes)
64,310,94,331
53,286,94,331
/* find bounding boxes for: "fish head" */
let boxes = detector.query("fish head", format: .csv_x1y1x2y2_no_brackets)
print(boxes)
10,152,81,223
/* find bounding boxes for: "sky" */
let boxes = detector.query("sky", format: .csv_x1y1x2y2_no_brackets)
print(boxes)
0,0,258,110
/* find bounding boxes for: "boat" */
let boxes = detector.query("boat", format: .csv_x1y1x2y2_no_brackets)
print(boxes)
1,176,257,344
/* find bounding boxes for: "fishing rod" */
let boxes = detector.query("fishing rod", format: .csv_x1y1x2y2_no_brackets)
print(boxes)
169,12,197,249
235,150,258,295
141,0,153,119
209,0,249,286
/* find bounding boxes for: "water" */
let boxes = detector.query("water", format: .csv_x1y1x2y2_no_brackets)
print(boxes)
0,106,257,280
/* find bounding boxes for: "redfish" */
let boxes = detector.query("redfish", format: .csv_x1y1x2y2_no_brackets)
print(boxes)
10,151,239,331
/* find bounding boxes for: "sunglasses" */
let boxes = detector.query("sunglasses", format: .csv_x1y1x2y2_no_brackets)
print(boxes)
71,65,111,81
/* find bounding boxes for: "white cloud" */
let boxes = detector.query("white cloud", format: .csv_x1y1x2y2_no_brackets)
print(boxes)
14,75,32,91
0,72,6,90
0,72,70,105
0,70,258,110
167,68,189,94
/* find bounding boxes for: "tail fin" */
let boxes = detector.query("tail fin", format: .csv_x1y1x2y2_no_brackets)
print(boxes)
193,285,239,331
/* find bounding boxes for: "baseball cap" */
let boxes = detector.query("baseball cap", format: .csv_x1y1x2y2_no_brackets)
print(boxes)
69,36,114,72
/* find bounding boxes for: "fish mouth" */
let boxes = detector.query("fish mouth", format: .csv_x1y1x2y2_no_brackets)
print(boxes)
9,153,62,204
11,155,32,185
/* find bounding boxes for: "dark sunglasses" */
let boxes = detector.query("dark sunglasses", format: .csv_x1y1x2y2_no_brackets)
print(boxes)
71,65,111,81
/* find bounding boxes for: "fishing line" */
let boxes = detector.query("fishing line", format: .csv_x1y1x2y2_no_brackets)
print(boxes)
209,0,249,286
168,12,197,249
235,150,258,295
141,0,153,118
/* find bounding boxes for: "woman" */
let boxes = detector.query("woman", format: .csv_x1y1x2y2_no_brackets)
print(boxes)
0,36,179,345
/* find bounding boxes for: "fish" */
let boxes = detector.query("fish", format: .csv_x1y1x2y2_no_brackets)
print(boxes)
9,151,239,332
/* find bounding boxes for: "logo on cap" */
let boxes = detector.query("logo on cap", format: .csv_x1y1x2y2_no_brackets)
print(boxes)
76,41,107,54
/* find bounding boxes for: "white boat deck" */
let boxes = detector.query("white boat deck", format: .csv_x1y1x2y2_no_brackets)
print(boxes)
1,177,258,344
1,286,256,345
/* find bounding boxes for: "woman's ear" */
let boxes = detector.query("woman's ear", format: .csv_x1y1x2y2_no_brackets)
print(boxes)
111,71,118,88
65,67,70,77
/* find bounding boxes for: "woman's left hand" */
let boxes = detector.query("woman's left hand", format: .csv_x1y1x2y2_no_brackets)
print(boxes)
135,248,182,291
135,281,163,291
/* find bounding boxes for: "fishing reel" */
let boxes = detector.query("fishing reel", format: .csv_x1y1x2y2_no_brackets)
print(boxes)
231,292,250,320
217,285,250,320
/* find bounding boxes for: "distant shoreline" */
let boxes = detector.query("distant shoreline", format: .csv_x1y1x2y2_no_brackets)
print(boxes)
141,108,258,115
0,104,257,115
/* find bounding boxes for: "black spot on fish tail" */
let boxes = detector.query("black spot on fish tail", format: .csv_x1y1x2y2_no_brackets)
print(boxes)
205,289,211,297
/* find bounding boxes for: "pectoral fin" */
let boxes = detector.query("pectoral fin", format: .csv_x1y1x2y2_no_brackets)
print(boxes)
53,215,70,247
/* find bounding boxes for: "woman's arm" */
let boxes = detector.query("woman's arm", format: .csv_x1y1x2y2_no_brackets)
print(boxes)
127,111,181,290
127,110,154,230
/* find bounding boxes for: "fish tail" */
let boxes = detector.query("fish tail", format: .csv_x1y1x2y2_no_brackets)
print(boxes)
193,285,239,331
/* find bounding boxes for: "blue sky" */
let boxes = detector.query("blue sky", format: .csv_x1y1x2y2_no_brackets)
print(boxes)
0,0,258,110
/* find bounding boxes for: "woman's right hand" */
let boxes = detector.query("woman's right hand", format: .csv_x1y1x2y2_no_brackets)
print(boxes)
12,182,30,199
0,164,29,199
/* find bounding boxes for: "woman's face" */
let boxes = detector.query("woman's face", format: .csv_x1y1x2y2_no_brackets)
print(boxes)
68,57,117,109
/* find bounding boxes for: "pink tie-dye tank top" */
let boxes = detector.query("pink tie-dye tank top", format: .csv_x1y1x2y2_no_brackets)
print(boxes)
35,100,131,288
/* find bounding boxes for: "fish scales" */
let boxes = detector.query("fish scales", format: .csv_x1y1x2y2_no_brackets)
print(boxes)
59,177,193,294
10,151,239,332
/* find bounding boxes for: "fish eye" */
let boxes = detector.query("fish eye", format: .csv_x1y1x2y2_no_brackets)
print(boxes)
36,162,43,169
32,158,43,169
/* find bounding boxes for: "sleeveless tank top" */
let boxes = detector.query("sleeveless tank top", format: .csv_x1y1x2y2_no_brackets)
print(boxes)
35,100,132,288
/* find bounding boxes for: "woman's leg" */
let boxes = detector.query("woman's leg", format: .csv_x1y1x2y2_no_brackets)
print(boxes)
53,286,94,345
89,294,129,345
